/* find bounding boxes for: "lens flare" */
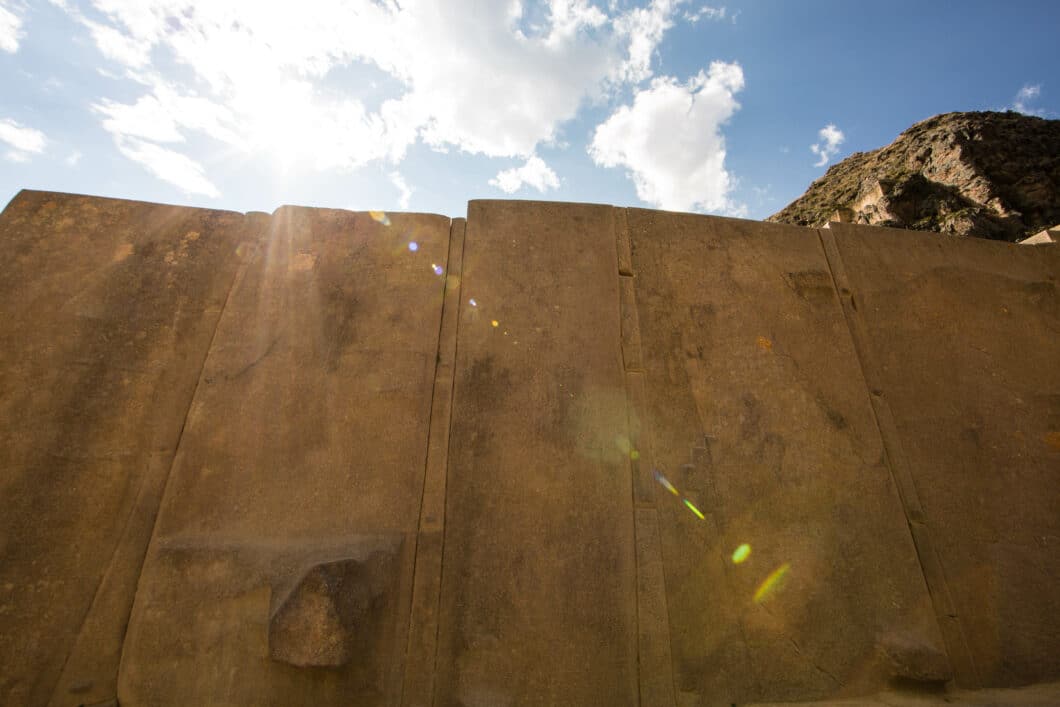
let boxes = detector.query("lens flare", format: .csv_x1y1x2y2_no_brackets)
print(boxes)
491,320,499,327
369,210,390,226
432,263,444,275
630,449,640,460
469,298,478,307
653,469,679,496
732,543,751,564
756,335,773,351
683,498,705,520
753,562,791,603
408,241,418,252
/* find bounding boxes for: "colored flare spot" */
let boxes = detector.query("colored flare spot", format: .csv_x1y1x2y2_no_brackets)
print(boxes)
753,562,791,603
408,241,418,252
756,335,773,351
491,320,499,327
683,498,705,520
630,449,640,460
653,469,679,496
469,298,478,307
369,210,390,226
432,263,444,275
732,543,751,564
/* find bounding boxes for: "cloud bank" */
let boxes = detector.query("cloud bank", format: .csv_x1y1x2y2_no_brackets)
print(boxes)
490,155,561,194
51,0,745,213
0,117,47,163
589,61,745,214
0,1,24,53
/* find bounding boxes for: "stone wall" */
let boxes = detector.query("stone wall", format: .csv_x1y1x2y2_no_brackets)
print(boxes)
1,190,1057,706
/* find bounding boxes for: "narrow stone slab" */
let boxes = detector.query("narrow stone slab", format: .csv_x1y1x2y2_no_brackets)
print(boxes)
619,275,644,371
635,507,677,706
402,218,466,707
434,200,638,706
827,222,1060,688
0,191,251,706
626,210,947,704
116,207,452,706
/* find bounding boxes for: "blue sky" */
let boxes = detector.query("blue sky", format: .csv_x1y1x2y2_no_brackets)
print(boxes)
1,0,1056,219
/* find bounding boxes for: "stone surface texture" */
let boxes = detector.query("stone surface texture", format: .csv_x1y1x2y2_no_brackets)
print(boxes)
0,190,1057,706
769,112,1060,241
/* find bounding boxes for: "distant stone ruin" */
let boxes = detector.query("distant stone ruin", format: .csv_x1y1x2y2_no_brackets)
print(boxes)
1,190,1057,706
769,111,1060,242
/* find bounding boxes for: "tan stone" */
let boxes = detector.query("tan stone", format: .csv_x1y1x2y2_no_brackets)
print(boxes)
1020,226,1058,245
1,191,1058,706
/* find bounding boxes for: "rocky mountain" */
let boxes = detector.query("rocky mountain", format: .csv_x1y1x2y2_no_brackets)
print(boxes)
768,111,1060,241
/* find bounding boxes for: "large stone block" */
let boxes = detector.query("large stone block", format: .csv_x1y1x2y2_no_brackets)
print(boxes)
434,200,638,706
116,206,452,705
2,192,1058,706
0,190,254,706
827,222,1060,688
626,209,947,703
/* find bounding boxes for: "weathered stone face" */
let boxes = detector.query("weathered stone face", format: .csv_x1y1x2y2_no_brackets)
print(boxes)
769,111,1060,241
0,191,1057,706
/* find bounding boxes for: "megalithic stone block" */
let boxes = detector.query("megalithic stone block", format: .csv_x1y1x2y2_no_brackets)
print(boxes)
1,192,1059,706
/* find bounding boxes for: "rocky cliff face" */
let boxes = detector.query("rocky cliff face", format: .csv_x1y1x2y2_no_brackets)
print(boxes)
768,111,1060,241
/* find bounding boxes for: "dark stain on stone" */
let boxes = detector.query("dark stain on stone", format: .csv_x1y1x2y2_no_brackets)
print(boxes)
825,406,848,430
960,427,981,448
689,303,716,328
463,355,511,411
1024,280,1056,307
758,433,786,481
322,283,361,372
784,270,836,304
739,393,762,442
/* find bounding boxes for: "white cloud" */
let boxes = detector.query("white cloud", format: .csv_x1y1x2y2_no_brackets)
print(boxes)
65,149,82,166
0,1,24,53
0,117,47,162
84,17,152,66
54,0,691,199
114,137,220,197
1012,83,1044,116
684,5,725,22
613,0,684,84
93,94,185,143
588,61,745,214
810,123,844,167
389,171,413,209
489,155,561,193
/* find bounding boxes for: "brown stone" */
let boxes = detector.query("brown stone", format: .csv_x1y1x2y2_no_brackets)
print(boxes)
879,629,953,683
0,190,255,707
1,191,1058,706
270,553,401,668
826,221,1060,688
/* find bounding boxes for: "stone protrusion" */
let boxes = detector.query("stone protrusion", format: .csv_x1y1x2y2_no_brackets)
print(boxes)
269,553,397,669
879,630,954,684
